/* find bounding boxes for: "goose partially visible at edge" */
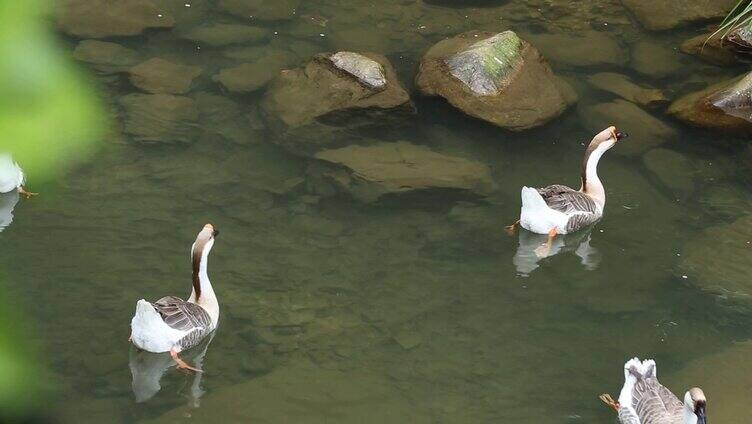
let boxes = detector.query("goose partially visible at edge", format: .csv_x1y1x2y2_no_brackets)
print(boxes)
599,358,708,424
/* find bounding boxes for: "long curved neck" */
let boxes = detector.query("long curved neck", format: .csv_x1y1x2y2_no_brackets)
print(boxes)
580,144,606,208
188,242,219,324
683,407,697,424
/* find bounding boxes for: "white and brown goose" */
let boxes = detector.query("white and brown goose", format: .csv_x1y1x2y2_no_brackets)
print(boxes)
506,126,627,255
130,223,220,372
599,358,708,424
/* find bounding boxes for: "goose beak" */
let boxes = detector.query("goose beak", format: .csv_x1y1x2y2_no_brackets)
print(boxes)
615,131,628,142
696,405,707,424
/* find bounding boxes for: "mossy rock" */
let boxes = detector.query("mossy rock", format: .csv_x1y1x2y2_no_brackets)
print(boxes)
416,30,576,131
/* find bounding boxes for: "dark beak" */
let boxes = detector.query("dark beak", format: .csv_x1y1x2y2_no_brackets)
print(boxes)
616,131,628,141
213,229,220,238
696,405,707,424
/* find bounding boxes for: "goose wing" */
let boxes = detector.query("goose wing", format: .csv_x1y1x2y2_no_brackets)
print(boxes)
152,296,213,350
537,185,598,215
630,377,684,424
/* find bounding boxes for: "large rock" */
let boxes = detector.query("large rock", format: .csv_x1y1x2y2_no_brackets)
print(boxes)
72,40,141,74
415,30,576,131
261,52,412,152
587,72,668,108
680,33,738,66
181,23,269,46
309,141,494,202
630,41,683,78
578,99,676,155
620,0,737,31
145,360,430,423
673,342,752,424
218,0,300,21
119,94,198,143
525,31,624,68
679,215,752,299
668,73,752,135
56,0,174,38
128,58,202,94
213,50,297,93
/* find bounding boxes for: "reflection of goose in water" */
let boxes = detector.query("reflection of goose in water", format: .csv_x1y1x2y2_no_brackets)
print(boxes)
599,358,708,424
0,191,19,232
129,332,215,404
513,226,600,275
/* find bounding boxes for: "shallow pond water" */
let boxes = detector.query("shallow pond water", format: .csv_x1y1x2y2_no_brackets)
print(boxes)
2,0,752,422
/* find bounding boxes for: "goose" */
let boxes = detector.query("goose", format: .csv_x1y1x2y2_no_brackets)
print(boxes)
505,126,627,256
599,358,708,424
130,223,220,372
0,154,36,197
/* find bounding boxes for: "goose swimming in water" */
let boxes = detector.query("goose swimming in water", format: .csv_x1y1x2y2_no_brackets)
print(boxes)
506,126,627,256
599,358,708,424
130,223,220,372
0,154,36,197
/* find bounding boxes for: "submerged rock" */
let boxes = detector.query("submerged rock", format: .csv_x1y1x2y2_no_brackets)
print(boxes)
642,148,695,193
146,360,430,423
309,141,494,202
415,30,576,131
128,58,202,94
56,0,174,38
181,23,269,46
261,52,412,152
630,41,683,78
525,31,624,68
72,40,141,74
193,92,260,145
578,100,676,155
218,0,300,21
213,50,297,93
587,72,668,108
119,94,197,143
668,72,752,134
620,0,737,31
680,215,752,299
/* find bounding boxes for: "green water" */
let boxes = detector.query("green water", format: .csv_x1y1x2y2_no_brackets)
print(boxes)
2,1,752,422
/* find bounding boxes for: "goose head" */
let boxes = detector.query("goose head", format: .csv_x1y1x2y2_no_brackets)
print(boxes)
683,387,707,424
588,125,628,151
191,223,219,257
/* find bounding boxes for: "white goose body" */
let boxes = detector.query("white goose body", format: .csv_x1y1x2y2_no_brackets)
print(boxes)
130,224,220,370
0,154,25,194
603,358,708,424
519,126,623,235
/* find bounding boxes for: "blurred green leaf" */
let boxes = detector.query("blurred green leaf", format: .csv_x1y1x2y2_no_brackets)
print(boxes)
0,0,105,421
0,0,105,182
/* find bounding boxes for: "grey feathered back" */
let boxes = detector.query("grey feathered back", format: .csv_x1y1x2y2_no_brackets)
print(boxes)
152,296,213,351
537,185,601,232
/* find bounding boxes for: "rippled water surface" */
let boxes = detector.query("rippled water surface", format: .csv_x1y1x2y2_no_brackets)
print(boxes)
3,1,752,422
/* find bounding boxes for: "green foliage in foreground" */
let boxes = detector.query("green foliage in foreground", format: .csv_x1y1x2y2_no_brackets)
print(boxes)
0,0,104,421
0,0,104,182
